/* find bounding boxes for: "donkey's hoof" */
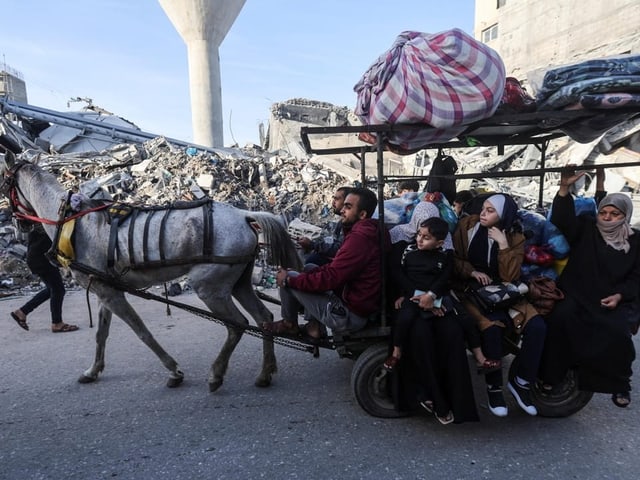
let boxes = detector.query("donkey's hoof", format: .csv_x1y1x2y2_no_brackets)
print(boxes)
254,374,272,388
209,378,223,392
166,376,184,388
77,374,97,384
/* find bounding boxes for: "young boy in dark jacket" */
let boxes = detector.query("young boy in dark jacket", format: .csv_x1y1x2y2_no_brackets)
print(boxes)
386,217,492,372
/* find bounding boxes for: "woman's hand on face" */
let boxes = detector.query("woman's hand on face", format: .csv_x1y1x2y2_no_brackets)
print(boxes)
488,227,509,249
471,270,492,286
600,293,622,309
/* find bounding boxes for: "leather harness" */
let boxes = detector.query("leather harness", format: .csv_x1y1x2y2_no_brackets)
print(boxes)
104,198,257,276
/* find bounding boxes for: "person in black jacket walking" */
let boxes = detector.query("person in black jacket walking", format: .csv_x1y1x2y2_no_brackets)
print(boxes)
10,226,78,333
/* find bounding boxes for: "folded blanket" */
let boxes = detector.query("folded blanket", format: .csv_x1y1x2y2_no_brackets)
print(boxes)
535,54,640,104
537,75,640,110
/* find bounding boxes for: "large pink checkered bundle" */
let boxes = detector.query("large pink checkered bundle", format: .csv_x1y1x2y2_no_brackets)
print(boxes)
354,29,506,150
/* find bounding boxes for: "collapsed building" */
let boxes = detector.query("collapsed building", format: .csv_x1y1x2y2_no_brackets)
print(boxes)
0,98,360,294
2,91,640,296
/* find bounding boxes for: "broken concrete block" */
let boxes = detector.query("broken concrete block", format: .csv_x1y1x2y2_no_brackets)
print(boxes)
287,218,323,241
131,158,153,173
8,243,27,259
196,173,214,190
189,183,207,199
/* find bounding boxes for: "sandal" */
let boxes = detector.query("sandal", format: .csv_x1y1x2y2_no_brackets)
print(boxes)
51,323,79,333
612,392,631,408
383,355,400,371
261,319,300,336
436,411,455,425
11,311,29,331
419,400,434,414
477,358,502,375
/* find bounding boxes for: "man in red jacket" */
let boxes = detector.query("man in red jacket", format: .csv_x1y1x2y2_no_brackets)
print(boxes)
264,187,389,339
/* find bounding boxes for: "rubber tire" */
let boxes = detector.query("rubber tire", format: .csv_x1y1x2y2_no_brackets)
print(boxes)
350,342,407,418
508,355,593,418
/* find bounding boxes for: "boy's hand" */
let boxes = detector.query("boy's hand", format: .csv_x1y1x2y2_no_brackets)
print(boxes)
413,293,434,310
394,296,405,309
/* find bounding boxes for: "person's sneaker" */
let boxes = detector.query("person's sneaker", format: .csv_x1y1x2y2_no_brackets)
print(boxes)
487,387,508,417
508,379,538,416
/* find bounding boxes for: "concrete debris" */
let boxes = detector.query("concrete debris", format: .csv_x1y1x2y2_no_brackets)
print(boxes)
1,129,351,295
3,96,640,298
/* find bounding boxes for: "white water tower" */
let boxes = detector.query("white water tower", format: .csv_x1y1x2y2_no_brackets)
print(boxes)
159,0,246,147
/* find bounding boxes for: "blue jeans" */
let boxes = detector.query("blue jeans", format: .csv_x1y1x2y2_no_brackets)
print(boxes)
20,261,65,324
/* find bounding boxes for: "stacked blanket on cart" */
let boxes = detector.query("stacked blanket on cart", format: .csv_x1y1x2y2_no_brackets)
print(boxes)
354,28,505,151
535,54,640,111
532,54,640,143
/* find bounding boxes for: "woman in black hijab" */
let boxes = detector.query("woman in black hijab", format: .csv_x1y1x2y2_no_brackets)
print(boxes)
453,193,546,417
540,169,640,408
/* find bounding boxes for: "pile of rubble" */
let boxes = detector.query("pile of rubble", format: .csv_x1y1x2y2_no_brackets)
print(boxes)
15,136,349,220
3,96,640,299
0,136,350,295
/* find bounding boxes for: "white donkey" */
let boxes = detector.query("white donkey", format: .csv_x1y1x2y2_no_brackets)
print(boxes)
0,151,301,391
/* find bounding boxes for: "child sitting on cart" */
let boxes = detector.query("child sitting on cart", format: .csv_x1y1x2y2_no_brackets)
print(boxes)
385,217,497,373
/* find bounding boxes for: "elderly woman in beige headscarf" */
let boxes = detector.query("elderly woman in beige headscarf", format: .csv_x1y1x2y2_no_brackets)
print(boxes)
540,167,640,409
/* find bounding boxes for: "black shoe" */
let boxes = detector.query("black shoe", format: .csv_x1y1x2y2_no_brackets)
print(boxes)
487,387,508,417
508,379,538,416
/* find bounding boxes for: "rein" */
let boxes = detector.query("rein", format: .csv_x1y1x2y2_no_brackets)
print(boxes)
4,161,110,227
12,196,110,226
71,260,324,353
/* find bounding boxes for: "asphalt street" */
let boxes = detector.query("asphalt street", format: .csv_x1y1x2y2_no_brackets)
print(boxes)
1,288,639,480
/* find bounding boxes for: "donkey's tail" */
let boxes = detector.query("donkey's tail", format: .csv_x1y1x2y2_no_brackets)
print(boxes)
248,213,302,270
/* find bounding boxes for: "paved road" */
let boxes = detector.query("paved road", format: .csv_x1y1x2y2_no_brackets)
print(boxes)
1,289,639,480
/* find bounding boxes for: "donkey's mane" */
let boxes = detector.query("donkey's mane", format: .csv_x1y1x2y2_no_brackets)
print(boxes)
22,162,62,189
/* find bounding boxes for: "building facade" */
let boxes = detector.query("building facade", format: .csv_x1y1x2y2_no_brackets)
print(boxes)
0,64,28,103
474,0,640,86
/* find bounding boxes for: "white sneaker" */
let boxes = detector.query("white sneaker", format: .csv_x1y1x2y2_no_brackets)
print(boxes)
487,387,508,417
508,379,538,416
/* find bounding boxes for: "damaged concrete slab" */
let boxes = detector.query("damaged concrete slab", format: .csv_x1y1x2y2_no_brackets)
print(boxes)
2,96,640,295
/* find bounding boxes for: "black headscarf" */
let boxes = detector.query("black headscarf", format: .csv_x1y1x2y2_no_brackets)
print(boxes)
466,194,519,280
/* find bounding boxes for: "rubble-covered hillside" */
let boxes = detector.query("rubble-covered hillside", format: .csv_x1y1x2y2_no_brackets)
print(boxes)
0,136,351,295
3,96,640,298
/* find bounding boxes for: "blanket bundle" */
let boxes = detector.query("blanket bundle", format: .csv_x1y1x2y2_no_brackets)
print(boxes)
354,28,506,151
535,54,640,111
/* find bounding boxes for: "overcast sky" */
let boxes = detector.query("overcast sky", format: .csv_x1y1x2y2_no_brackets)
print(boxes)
0,0,474,147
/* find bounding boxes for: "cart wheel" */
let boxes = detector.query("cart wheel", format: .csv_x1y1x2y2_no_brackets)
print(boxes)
350,342,407,418
508,356,593,417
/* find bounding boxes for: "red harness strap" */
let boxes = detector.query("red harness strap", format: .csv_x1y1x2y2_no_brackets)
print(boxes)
10,186,110,226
